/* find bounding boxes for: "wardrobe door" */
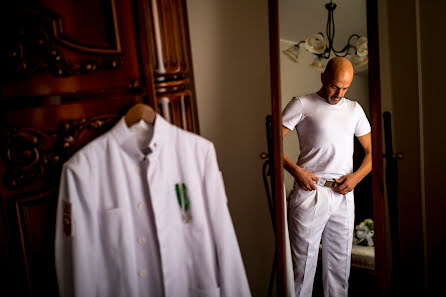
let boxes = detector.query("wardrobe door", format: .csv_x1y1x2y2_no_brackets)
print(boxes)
0,0,198,296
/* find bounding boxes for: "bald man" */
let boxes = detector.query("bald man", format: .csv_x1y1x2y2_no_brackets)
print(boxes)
282,57,372,297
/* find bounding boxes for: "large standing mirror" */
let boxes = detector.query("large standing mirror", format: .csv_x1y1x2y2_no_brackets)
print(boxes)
269,0,389,295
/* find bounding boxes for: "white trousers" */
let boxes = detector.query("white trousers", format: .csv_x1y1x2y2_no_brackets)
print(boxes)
288,181,355,297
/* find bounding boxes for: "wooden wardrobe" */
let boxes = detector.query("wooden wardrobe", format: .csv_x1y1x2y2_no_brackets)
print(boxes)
0,0,198,296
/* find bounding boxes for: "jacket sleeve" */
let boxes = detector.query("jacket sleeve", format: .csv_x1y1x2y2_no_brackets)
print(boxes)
204,144,252,297
55,162,97,297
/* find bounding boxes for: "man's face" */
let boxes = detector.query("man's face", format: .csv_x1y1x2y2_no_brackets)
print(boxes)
321,71,353,105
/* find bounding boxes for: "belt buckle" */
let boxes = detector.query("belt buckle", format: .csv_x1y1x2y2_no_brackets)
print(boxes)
324,179,336,188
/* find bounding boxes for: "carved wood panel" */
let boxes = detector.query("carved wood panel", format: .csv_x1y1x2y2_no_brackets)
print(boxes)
1,0,140,98
0,0,199,295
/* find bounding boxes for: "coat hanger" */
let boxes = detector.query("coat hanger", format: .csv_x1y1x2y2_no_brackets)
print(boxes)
124,103,157,127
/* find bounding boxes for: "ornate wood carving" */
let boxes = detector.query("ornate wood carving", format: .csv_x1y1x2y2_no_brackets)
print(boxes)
2,115,120,190
3,4,122,80
3,128,56,189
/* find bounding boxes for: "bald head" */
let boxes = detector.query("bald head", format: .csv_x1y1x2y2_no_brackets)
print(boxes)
324,57,354,80
318,57,354,105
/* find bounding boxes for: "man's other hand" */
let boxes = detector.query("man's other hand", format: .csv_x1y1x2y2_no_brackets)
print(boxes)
294,167,319,191
334,174,360,195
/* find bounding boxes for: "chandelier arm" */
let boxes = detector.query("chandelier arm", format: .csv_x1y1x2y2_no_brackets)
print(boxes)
326,6,335,54
346,33,361,43
332,34,361,55
333,44,355,55
333,46,356,57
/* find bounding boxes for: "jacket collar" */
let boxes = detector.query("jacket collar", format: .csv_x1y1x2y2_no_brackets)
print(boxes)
110,114,171,160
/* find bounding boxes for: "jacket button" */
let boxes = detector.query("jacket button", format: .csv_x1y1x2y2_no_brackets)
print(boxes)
138,236,146,244
139,270,147,277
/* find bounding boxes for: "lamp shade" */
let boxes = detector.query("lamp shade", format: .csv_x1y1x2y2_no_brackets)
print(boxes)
356,37,368,57
310,56,327,71
282,44,300,63
305,34,326,54
352,54,368,67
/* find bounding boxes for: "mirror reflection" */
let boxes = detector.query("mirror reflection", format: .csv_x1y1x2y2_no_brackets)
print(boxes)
279,0,375,296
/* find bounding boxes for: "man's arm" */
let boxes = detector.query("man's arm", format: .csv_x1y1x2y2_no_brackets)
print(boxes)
283,126,319,191
334,132,372,194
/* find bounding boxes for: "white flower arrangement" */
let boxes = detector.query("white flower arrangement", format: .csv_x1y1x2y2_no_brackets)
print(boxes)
353,218,374,247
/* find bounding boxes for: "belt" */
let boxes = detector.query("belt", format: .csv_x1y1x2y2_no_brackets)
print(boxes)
316,178,338,188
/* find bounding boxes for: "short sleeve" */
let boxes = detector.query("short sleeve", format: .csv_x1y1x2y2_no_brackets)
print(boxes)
282,97,304,130
354,102,371,137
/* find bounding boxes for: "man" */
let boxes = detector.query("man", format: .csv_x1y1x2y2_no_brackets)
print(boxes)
282,57,372,297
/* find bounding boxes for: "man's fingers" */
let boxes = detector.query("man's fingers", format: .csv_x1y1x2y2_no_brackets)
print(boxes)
335,184,352,194
335,184,347,193
335,176,345,183
296,169,319,191
300,181,316,191
297,181,310,191
303,183,315,191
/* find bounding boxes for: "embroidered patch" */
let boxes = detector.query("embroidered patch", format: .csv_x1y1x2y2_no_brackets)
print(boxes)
63,200,72,237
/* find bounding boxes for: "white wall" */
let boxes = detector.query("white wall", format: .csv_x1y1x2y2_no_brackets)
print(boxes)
186,1,274,296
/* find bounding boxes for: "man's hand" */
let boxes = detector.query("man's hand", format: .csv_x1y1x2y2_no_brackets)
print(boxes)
334,174,360,195
293,167,319,191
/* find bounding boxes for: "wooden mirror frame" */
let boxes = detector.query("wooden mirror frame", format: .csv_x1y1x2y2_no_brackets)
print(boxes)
267,0,391,295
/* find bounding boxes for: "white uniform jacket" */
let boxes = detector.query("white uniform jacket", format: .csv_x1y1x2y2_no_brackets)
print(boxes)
55,115,251,297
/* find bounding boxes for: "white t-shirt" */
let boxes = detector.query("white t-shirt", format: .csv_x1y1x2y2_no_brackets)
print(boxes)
282,93,371,178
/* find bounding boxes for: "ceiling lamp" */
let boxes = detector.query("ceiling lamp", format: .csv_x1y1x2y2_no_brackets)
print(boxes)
283,0,368,70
